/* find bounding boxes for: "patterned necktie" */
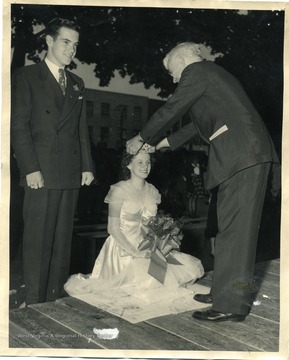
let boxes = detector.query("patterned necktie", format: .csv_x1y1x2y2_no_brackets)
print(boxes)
58,68,66,95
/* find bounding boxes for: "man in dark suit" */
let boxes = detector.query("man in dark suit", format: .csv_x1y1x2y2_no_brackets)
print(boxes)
11,18,94,306
126,42,280,322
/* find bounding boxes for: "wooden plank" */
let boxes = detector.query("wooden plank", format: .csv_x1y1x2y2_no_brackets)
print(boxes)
196,268,280,323
191,311,279,352
196,280,279,322
255,262,280,277
250,303,279,323
32,298,205,350
253,271,279,296
200,269,279,296
250,282,279,322
59,297,206,350
9,307,101,349
255,259,280,276
60,297,207,351
147,309,278,352
254,273,279,293
146,312,259,352
9,321,50,348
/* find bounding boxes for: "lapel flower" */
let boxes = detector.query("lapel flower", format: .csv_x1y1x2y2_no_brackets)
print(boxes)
73,84,80,92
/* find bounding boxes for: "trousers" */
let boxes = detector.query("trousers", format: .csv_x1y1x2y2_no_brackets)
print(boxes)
22,187,79,304
211,162,271,315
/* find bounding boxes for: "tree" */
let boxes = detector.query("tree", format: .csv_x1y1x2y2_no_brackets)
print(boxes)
11,4,284,146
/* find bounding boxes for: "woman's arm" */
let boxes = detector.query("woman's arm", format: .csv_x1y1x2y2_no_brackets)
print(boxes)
108,201,151,258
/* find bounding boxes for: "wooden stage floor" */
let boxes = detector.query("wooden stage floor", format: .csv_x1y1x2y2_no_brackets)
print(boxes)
8,258,280,356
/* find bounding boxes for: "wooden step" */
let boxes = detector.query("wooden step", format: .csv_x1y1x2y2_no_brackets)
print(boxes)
28,297,206,350
9,306,101,348
147,307,279,352
9,258,280,352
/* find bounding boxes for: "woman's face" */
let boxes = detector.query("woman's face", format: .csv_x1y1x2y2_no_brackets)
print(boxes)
127,152,151,179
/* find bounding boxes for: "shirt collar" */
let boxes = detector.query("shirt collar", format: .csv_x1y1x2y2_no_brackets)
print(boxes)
45,58,65,80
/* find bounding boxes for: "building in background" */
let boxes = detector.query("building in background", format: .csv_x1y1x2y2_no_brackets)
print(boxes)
85,88,208,154
85,89,152,149
86,89,164,149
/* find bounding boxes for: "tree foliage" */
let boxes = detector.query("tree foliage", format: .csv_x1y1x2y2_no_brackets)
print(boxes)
11,4,284,145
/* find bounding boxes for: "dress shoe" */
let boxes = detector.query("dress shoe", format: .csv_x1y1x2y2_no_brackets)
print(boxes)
192,309,246,322
193,293,213,304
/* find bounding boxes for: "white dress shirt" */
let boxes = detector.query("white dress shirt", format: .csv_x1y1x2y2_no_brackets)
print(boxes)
45,57,66,86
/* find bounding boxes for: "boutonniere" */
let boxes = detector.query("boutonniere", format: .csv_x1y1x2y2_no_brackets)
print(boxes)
73,84,83,99
73,84,80,92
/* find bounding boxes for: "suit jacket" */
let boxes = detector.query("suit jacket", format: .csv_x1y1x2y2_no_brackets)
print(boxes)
11,61,93,189
140,60,279,189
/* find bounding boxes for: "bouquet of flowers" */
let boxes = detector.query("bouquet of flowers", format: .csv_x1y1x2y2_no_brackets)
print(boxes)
139,212,184,255
138,212,185,283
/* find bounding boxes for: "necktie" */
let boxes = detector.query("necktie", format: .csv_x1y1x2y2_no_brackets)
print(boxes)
58,68,66,95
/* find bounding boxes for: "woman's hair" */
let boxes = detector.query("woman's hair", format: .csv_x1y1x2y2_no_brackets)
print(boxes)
121,151,135,180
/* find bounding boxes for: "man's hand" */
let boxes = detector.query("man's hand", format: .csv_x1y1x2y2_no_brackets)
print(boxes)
156,137,170,150
26,171,44,189
126,135,144,155
81,172,94,186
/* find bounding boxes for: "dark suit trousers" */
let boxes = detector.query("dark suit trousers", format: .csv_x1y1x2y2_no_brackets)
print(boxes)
211,162,270,315
22,187,79,305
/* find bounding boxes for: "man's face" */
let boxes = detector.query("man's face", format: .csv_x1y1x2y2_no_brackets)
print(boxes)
165,52,186,83
46,27,79,67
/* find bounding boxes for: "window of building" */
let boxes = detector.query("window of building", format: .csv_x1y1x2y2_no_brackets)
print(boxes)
101,103,110,117
115,104,127,122
133,106,142,122
100,126,109,141
86,101,94,117
121,105,127,121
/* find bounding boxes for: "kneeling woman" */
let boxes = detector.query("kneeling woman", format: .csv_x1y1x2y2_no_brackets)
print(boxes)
65,147,204,303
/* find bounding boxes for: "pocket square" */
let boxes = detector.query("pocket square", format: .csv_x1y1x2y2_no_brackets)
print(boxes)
78,95,83,100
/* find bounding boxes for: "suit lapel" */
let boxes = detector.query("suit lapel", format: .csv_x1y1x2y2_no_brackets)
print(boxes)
37,62,82,129
38,61,65,119
57,71,82,129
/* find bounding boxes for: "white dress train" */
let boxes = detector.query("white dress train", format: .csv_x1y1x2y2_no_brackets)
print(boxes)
64,181,206,322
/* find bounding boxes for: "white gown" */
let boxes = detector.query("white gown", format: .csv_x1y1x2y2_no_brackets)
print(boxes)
64,181,205,320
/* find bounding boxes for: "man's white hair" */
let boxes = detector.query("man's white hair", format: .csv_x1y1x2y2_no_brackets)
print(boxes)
174,42,202,57
163,42,202,68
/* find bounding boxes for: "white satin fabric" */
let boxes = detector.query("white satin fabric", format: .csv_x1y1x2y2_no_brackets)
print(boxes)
64,180,204,300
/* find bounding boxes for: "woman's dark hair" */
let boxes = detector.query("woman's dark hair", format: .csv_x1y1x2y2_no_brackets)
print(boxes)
120,152,135,180
45,18,80,39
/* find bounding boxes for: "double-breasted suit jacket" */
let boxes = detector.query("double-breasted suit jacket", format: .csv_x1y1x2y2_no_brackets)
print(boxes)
140,60,278,190
11,60,93,188
11,60,94,304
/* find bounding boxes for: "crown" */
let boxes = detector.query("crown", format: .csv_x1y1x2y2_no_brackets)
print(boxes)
139,143,156,154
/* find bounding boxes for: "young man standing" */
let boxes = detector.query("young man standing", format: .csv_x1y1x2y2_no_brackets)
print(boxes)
11,18,94,306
